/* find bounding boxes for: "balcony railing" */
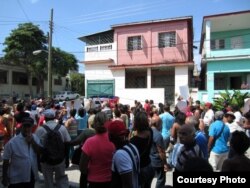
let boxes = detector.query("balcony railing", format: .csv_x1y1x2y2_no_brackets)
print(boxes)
85,42,117,62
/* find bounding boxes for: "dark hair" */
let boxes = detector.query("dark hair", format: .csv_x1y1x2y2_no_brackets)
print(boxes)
78,107,86,117
70,109,77,117
114,109,121,118
16,102,24,111
175,112,186,125
133,111,149,132
195,100,201,105
230,131,250,155
93,112,108,133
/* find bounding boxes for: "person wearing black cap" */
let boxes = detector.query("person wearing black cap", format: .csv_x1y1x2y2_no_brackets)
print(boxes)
2,117,41,188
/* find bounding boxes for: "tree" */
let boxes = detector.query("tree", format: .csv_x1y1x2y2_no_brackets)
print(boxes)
70,73,85,96
3,23,47,97
3,22,78,97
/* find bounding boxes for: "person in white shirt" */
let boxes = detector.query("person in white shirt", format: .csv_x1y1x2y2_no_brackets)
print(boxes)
203,102,214,138
2,117,41,188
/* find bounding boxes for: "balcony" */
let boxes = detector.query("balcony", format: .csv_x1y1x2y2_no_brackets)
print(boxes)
84,42,117,62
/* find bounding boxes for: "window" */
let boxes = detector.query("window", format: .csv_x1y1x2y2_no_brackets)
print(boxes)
100,44,112,51
127,36,142,51
12,71,28,85
125,69,147,88
231,37,243,49
32,77,37,86
158,32,176,48
87,46,98,52
0,70,8,84
54,78,62,85
210,39,225,50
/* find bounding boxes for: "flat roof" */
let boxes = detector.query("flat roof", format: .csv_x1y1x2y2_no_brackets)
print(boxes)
111,16,192,28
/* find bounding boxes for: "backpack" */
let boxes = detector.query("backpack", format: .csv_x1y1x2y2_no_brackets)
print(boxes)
112,143,140,188
41,124,65,165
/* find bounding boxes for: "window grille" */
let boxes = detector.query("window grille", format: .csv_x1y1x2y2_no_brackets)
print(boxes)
158,32,176,48
54,78,62,85
100,44,112,51
210,39,225,50
127,36,142,51
125,69,147,88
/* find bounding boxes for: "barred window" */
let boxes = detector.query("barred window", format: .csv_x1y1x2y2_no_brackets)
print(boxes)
12,71,28,85
125,69,147,88
0,70,8,84
87,46,98,52
211,39,225,50
158,32,176,48
54,78,62,85
127,36,142,51
100,44,112,51
231,36,243,49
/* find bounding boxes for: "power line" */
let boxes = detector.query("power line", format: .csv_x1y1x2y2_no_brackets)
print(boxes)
17,0,30,22
63,0,168,22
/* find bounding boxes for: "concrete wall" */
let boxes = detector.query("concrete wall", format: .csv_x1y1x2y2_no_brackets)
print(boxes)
84,42,117,63
175,66,189,100
114,20,190,65
0,64,66,98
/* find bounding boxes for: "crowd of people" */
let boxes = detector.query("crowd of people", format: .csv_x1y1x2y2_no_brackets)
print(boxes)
0,96,249,188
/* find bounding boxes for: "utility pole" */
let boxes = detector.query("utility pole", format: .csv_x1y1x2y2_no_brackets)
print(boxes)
48,8,53,98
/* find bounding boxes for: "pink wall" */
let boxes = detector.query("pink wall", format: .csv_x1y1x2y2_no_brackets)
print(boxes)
114,20,191,66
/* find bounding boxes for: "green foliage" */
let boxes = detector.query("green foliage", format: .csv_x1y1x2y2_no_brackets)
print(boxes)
213,90,250,111
3,23,47,66
52,47,78,76
3,22,79,97
70,73,85,95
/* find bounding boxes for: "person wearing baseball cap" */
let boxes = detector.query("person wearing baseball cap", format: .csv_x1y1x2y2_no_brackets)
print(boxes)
2,117,42,187
107,120,140,188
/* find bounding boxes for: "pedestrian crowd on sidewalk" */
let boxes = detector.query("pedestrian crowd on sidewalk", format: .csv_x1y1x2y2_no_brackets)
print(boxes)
0,96,250,188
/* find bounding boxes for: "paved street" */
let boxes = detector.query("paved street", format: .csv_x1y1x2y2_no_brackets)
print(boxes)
0,161,173,188
35,165,173,188
1,148,249,188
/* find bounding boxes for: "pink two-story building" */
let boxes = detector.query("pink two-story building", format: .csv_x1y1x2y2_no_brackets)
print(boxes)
80,16,194,106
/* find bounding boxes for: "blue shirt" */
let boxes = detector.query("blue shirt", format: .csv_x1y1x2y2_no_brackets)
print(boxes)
3,133,41,184
150,127,165,167
75,113,89,130
209,120,230,154
159,112,175,140
195,131,208,159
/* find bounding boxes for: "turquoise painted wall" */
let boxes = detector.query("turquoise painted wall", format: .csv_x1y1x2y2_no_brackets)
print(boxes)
208,29,250,58
198,59,250,102
208,59,250,72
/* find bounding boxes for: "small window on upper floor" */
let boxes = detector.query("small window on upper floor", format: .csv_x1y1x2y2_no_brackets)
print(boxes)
127,36,142,51
231,36,243,49
210,39,225,50
158,32,176,48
